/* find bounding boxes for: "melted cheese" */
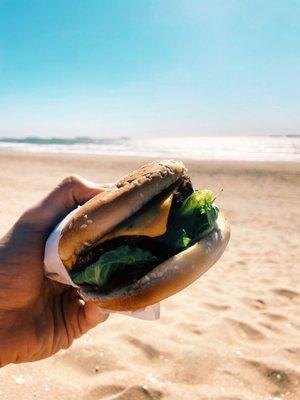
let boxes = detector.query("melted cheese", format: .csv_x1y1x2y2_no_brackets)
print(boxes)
98,187,176,244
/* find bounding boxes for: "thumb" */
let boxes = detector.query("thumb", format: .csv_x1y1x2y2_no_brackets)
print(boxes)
81,301,110,331
23,175,112,232
61,289,109,344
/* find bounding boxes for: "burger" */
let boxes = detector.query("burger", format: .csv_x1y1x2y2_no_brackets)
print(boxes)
58,160,230,311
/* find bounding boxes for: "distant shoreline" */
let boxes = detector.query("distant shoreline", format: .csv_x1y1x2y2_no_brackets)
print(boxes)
0,134,299,143
1,150,299,172
0,135,299,162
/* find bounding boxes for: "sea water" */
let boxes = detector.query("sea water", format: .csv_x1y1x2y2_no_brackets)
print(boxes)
0,136,299,162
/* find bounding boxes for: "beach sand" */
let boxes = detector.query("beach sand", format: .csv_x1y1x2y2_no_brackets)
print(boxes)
0,152,299,400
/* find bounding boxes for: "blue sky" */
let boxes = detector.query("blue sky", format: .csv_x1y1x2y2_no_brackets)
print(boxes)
0,0,299,137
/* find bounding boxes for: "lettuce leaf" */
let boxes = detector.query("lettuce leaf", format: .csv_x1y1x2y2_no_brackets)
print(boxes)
179,189,219,239
156,190,219,255
71,245,158,287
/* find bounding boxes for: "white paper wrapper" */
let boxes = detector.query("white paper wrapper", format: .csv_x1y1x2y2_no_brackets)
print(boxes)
44,207,160,321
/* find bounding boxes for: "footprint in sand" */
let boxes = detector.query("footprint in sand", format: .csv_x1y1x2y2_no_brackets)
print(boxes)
258,321,281,333
86,385,162,400
211,397,247,400
203,302,231,312
263,312,288,322
57,347,118,375
245,359,300,392
177,322,204,336
271,288,300,301
111,385,163,400
86,384,126,399
241,297,266,310
225,318,266,340
284,347,300,363
125,335,170,361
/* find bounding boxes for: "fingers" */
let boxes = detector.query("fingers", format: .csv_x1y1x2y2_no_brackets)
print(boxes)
62,289,109,346
22,175,114,232
79,301,109,334
50,175,102,220
57,176,115,205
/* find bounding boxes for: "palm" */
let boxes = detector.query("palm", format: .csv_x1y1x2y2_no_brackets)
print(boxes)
0,176,108,366
0,221,80,362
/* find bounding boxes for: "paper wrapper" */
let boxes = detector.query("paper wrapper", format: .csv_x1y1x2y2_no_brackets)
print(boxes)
44,207,160,320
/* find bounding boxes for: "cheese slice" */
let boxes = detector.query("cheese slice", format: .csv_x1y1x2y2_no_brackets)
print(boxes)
98,185,177,244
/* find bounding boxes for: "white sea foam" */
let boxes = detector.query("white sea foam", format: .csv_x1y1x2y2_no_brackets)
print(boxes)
0,136,299,162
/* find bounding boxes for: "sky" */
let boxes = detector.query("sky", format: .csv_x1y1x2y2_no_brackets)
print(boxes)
0,0,299,138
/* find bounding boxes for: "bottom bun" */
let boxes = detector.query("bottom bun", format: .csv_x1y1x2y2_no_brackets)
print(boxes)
79,212,230,311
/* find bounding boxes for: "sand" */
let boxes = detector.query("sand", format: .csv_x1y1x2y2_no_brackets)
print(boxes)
0,151,299,400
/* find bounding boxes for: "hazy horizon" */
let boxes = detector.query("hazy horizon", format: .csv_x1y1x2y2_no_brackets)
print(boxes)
0,132,298,140
0,1,299,138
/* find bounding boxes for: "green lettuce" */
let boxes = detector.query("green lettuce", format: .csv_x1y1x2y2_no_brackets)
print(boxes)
71,245,157,287
156,190,219,254
179,189,219,239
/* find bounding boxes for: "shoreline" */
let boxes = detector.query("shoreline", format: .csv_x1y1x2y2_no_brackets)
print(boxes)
1,150,300,172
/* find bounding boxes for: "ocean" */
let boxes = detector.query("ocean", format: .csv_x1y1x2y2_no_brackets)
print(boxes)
0,136,299,162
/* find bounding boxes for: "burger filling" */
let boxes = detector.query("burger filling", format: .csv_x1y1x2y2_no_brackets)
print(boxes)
71,177,219,292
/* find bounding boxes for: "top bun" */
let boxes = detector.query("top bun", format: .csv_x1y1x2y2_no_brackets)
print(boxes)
58,160,187,269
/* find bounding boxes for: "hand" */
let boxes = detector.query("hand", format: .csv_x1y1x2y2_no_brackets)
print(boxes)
0,175,110,366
